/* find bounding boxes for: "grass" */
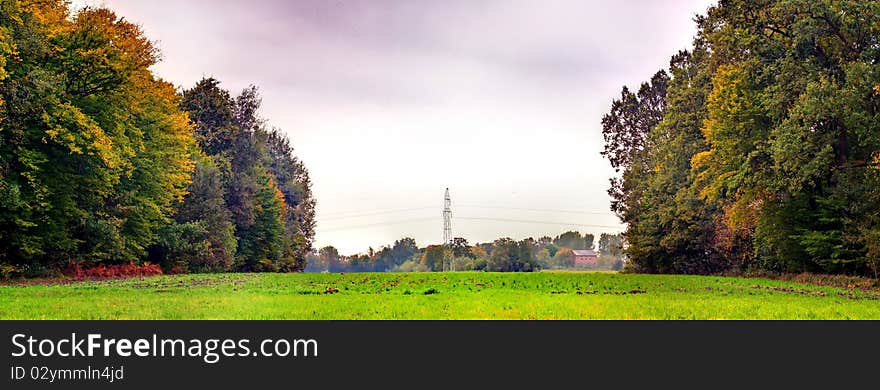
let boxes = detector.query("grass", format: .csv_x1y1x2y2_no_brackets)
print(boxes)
1,271,878,319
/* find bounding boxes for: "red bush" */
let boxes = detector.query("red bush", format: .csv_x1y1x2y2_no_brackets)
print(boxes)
63,262,163,279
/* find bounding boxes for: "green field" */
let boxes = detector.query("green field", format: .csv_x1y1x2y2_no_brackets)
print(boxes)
1,272,878,319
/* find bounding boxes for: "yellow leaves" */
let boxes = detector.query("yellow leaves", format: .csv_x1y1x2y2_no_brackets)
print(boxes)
722,194,763,233
42,127,80,154
703,63,753,142
19,0,71,40
692,62,764,203
700,118,716,139
698,171,734,201
0,25,15,110
117,72,196,197
874,84,880,96
0,26,13,82
691,150,715,199
71,7,159,69
708,65,745,106
42,103,121,169
690,150,712,169
22,0,69,22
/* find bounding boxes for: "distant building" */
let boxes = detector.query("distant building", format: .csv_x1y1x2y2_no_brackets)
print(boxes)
572,249,598,268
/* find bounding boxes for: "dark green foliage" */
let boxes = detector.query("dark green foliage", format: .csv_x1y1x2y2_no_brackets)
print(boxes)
166,159,237,272
374,237,419,271
552,231,594,250
450,237,474,258
261,128,316,267
150,222,212,273
305,233,629,273
487,238,538,272
178,79,315,273
602,70,669,219
236,170,286,271
304,238,421,273
180,78,237,156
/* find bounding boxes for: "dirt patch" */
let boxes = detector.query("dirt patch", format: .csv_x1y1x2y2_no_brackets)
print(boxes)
1,275,168,287
836,292,879,300
554,289,645,295
127,275,255,290
749,284,878,300
728,272,880,292
750,284,828,297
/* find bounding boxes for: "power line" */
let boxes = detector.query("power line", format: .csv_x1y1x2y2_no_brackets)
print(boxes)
320,207,411,217
455,216,622,230
320,216,622,233
321,207,435,221
320,204,614,218
321,217,437,232
456,204,612,215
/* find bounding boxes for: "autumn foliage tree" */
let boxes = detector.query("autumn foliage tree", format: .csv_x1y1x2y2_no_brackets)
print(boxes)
603,0,880,277
0,1,315,276
0,2,195,273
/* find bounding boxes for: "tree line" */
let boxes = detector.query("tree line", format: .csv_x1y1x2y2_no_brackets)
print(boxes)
0,1,315,277
306,231,625,273
602,0,880,277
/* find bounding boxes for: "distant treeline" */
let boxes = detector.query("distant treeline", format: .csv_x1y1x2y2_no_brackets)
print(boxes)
0,2,315,278
602,0,880,276
305,231,624,273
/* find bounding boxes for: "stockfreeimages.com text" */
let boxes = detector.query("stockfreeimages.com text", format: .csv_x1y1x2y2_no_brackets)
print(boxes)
11,333,317,364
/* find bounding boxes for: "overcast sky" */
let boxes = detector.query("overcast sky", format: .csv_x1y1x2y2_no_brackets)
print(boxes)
74,0,715,254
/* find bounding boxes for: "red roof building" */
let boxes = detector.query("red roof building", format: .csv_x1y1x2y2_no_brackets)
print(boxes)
572,249,598,268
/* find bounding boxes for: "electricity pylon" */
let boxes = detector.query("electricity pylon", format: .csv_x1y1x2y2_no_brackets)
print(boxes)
443,188,452,245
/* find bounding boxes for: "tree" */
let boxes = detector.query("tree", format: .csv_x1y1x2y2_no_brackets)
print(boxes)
151,222,211,273
180,79,315,272
469,245,488,258
236,170,286,271
536,248,552,269
552,231,593,250
598,233,624,259
550,248,574,269
376,237,418,271
151,158,236,272
602,71,669,219
421,245,450,271
450,237,474,258
0,2,195,270
261,127,316,268
0,1,315,276
180,78,237,156
602,0,880,276
487,238,538,272
318,246,342,273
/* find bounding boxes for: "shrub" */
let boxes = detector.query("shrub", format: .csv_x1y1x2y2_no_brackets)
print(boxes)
62,262,163,279
0,263,25,280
